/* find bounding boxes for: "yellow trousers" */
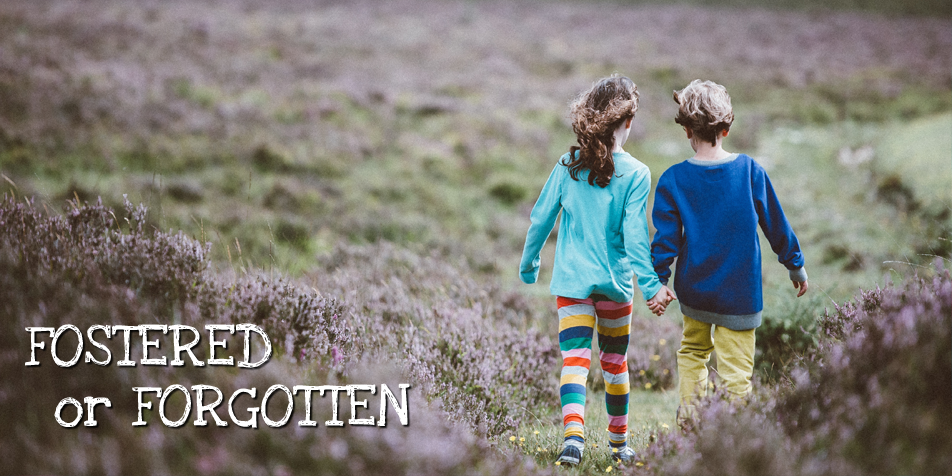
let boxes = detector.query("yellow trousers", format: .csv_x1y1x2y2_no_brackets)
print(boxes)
677,314,756,406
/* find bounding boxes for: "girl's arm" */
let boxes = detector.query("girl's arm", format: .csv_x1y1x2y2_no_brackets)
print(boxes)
650,172,682,286
519,164,563,284
623,167,663,301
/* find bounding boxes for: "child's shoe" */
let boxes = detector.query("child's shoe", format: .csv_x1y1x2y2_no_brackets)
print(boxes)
611,446,637,465
555,446,582,467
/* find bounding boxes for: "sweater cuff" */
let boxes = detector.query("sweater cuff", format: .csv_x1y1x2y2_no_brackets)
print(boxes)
789,267,808,283
640,280,663,302
520,269,539,284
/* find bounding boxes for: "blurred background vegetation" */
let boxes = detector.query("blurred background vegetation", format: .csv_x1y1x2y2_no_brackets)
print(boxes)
0,0,949,473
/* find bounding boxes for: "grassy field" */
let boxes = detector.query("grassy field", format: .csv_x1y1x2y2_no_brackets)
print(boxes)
507,389,680,473
0,0,949,474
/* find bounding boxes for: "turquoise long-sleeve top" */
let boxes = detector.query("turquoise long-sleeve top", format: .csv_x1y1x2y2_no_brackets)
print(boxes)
519,151,662,303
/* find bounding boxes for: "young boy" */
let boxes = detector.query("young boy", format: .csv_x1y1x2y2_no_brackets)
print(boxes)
649,79,808,422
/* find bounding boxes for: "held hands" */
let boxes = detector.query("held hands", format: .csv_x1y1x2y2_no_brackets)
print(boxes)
794,280,809,298
646,285,677,316
645,281,804,317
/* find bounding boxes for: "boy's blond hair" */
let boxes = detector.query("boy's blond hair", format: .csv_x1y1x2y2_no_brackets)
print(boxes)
673,79,734,147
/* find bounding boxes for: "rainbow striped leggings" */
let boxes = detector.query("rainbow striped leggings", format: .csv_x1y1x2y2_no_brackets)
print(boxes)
557,295,632,450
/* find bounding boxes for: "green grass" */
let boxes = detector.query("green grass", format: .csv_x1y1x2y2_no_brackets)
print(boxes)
751,112,951,304
875,112,952,210
505,389,679,473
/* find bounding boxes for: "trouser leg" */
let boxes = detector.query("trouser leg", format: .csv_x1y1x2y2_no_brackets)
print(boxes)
677,314,714,407
712,325,756,398
594,297,632,449
557,296,595,450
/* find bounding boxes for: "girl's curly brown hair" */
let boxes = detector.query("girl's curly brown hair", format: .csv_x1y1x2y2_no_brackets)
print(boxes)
563,75,639,188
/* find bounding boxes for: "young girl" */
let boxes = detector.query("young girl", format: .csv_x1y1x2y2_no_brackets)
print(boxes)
519,75,674,466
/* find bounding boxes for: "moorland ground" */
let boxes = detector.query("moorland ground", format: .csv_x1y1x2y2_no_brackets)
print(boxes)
1,0,949,474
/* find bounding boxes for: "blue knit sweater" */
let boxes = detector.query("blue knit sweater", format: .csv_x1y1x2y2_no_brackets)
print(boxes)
650,154,807,330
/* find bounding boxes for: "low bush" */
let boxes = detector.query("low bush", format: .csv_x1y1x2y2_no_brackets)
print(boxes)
636,390,799,476
0,197,553,474
634,261,951,475
780,261,952,475
307,242,563,437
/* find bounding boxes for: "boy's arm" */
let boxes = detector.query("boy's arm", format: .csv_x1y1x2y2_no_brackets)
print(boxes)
623,167,662,301
650,172,682,286
519,164,563,284
753,164,807,283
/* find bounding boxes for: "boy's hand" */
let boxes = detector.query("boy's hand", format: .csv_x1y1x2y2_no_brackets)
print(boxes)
647,286,677,316
793,280,808,298
663,285,677,306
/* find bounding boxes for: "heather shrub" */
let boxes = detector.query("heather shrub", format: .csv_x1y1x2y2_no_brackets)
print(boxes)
633,262,952,476
0,197,567,473
308,242,563,437
777,262,952,476
403,302,557,436
0,196,357,369
194,273,354,370
0,196,208,310
0,197,559,475
636,390,801,476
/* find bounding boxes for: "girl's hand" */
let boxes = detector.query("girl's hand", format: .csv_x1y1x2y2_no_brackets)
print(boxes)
646,301,665,316
647,286,676,316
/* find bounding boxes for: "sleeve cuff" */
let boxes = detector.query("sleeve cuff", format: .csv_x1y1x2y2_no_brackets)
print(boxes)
640,281,663,302
789,267,808,283
520,270,539,284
